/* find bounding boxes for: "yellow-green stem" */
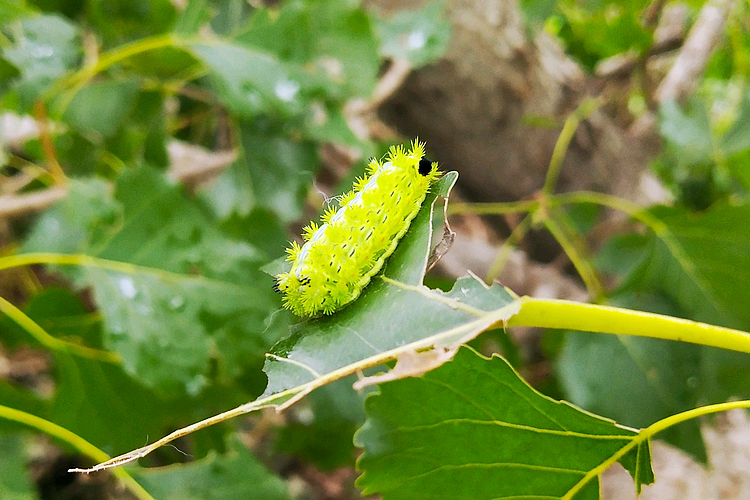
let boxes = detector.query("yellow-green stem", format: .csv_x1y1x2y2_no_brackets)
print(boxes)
564,399,750,499
48,33,181,114
0,295,119,363
509,297,750,354
448,199,539,216
541,217,603,299
542,98,601,195
0,405,155,500
485,214,532,283
552,190,666,233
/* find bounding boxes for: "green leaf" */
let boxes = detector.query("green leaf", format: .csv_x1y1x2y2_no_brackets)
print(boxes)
600,202,750,329
0,382,49,435
237,0,379,97
235,125,318,223
81,268,213,394
721,89,750,156
62,79,140,138
557,0,652,68
173,0,213,35
586,202,750,458
189,42,307,119
274,376,366,470
355,346,654,499
85,0,177,46
24,287,102,348
725,149,750,191
658,99,714,169
262,172,520,399
48,352,186,454
557,326,705,461
2,13,81,108
22,168,283,394
0,433,39,500
133,436,290,500
374,1,451,67
22,178,119,255
200,160,255,219
0,0,35,25
640,203,750,329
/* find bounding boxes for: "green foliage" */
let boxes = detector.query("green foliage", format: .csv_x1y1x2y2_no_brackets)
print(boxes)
558,319,705,460
23,169,279,395
2,13,80,107
133,436,291,500
274,377,366,470
600,202,750,329
63,80,141,139
0,434,38,500
0,0,457,497
522,0,653,69
236,0,380,98
356,347,653,499
2,0,750,498
653,96,750,209
374,1,451,67
565,197,750,461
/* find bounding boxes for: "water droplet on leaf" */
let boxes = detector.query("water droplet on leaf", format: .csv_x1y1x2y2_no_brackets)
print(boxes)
169,295,185,310
274,79,300,102
117,277,137,299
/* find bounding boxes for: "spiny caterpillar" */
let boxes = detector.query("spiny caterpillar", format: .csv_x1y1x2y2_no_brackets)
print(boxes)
275,140,441,318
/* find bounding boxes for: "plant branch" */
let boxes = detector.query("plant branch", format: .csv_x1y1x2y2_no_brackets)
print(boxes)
564,399,750,499
0,187,68,219
541,216,603,299
485,213,532,283
0,405,155,500
0,294,119,363
542,97,601,195
655,0,737,103
508,297,750,354
448,199,539,216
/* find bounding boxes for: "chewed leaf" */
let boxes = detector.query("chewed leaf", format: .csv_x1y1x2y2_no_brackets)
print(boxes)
261,170,524,398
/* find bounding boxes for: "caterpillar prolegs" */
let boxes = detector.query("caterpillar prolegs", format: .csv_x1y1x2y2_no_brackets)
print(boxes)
275,140,441,317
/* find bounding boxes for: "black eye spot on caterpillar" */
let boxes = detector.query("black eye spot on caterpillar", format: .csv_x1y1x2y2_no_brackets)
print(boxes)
276,140,441,317
418,157,433,176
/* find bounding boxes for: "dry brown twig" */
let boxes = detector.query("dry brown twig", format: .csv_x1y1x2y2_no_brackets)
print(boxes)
655,0,737,104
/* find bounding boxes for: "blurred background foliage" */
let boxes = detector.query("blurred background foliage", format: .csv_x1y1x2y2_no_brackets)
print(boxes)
1,0,750,498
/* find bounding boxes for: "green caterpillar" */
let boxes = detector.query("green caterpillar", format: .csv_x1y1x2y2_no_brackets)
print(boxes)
275,140,441,317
